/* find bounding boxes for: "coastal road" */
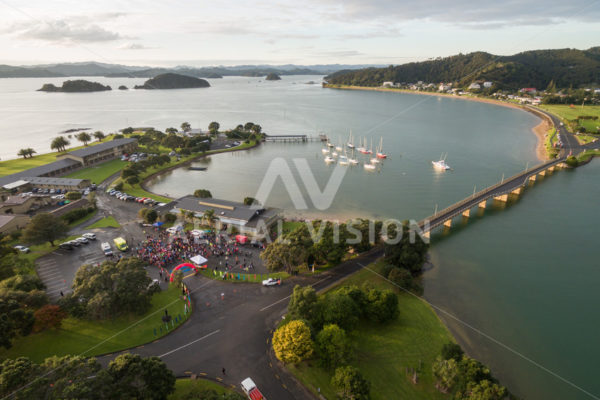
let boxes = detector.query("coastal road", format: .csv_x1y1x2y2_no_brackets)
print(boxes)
97,248,383,400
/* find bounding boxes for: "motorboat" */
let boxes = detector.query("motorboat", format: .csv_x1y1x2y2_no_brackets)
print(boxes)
432,153,451,170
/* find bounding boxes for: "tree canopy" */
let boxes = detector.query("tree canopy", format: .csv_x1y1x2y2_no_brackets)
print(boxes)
272,320,314,364
22,213,68,246
330,365,371,400
193,189,212,198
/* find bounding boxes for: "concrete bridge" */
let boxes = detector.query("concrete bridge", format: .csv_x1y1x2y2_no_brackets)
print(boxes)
418,156,567,237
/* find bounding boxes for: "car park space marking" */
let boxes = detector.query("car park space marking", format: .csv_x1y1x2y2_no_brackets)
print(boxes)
39,272,62,279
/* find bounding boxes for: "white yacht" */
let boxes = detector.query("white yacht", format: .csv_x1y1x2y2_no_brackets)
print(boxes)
324,156,336,163
364,163,376,171
432,153,451,170
338,155,349,166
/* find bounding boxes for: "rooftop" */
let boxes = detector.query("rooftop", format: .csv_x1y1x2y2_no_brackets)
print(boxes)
0,158,81,187
174,195,276,223
22,176,89,186
65,138,136,158
1,195,33,205
0,215,17,227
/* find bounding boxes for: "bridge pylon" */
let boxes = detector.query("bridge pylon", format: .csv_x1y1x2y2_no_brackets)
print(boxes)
539,170,546,177
443,219,452,228
462,208,470,218
478,200,487,209
493,194,508,202
511,187,522,196
529,175,537,183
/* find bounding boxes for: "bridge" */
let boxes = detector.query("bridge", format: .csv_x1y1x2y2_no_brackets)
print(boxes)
418,156,567,237
263,134,328,142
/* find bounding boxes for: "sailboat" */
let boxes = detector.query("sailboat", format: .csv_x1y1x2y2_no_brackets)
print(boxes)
364,138,373,155
324,155,336,163
364,162,376,171
348,148,359,165
432,153,451,170
335,136,343,152
376,137,387,159
338,150,349,166
358,137,369,154
321,147,330,154
347,131,355,149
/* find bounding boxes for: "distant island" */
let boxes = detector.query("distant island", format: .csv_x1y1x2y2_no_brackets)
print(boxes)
265,73,281,81
37,80,111,92
118,85,128,90
134,73,210,90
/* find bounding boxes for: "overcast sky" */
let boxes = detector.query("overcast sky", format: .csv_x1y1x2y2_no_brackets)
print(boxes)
1,0,599,66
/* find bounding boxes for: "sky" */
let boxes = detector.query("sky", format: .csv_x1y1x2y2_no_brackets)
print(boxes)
0,0,599,67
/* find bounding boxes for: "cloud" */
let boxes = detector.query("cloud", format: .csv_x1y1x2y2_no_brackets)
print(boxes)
119,43,155,50
317,0,600,27
8,19,126,44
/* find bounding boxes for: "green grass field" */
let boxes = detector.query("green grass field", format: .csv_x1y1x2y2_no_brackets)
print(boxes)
538,104,600,133
577,149,600,163
544,128,559,158
168,379,239,399
281,220,304,235
287,262,453,400
87,216,121,229
65,159,127,184
0,286,190,363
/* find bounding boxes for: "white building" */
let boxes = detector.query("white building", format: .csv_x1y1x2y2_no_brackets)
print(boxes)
468,82,481,90
382,81,395,87
483,81,493,88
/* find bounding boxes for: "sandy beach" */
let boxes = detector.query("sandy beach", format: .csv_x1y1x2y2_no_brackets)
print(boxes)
324,84,550,162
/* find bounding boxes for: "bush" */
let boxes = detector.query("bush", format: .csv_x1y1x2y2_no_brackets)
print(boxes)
0,275,45,292
114,182,124,191
387,267,413,289
566,155,579,167
365,288,398,323
61,207,93,224
316,324,351,369
65,191,82,200
33,304,67,332
193,189,212,198
441,342,464,361
163,213,177,223
126,176,140,185
272,320,314,364
331,365,371,400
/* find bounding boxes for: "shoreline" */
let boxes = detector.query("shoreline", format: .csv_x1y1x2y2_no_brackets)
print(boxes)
323,84,550,162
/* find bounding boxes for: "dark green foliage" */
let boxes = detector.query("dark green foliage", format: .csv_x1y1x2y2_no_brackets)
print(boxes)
316,324,351,369
321,292,359,331
134,73,210,89
126,175,140,185
326,47,600,90
193,189,212,198
22,213,68,246
61,207,94,224
144,209,158,224
38,79,111,92
62,258,153,319
331,365,371,400
0,299,34,349
65,191,82,200
180,388,245,400
114,182,124,191
566,155,579,167
243,197,259,206
364,288,398,323
441,342,464,361
287,285,320,323
163,213,177,223
384,223,429,275
0,275,44,292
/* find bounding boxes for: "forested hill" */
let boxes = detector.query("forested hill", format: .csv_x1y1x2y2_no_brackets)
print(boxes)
325,47,600,90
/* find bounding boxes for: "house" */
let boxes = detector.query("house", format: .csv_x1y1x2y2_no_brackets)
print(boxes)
21,177,90,191
0,195,51,215
0,214,30,234
57,138,137,167
0,158,82,188
520,88,537,94
170,195,281,236
439,83,452,92
181,128,206,137
468,82,481,90
483,81,493,88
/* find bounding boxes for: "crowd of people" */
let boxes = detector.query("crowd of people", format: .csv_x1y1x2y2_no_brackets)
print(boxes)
136,228,264,276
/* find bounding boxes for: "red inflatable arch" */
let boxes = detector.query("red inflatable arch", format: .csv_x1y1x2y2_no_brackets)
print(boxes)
170,263,198,282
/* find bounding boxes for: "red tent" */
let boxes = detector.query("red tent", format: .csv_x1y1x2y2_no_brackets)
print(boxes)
235,235,248,244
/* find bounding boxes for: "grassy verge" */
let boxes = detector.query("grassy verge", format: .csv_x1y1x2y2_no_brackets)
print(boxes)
65,159,127,184
0,286,191,363
168,379,239,399
67,209,98,228
198,269,289,283
87,216,121,229
15,235,78,263
287,262,453,400
538,104,600,133
281,220,304,235
577,149,600,163
575,134,599,145
544,128,559,158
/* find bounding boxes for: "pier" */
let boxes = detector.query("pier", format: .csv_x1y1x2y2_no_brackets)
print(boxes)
263,134,328,143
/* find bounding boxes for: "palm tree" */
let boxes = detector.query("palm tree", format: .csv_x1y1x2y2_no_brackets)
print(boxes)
17,148,34,159
26,148,36,158
186,211,195,224
202,209,216,227
93,131,105,142
251,124,262,135
76,132,92,146
50,136,70,152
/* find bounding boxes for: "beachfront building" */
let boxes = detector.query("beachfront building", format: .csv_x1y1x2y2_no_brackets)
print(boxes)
382,81,395,88
169,195,281,236
438,83,452,92
483,81,493,88
468,82,481,90
57,138,137,166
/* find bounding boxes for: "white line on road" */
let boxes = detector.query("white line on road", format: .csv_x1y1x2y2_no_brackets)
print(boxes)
259,276,332,312
39,271,61,278
158,329,220,358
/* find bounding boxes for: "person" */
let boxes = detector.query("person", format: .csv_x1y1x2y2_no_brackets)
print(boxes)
222,367,226,375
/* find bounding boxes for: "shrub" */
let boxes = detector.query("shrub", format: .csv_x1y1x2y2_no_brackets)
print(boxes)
316,324,351,369
144,210,158,224
65,191,82,200
387,267,413,289
331,366,371,400
126,176,140,185
566,155,579,167
33,304,67,332
163,213,177,223
61,207,93,224
272,320,314,364
114,182,124,191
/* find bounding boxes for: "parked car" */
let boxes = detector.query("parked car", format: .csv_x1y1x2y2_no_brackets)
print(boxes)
262,278,280,287
68,240,81,247
113,237,128,251
76,237,89,245
58,243,73,250
101,242,113,256
13,245,30,253
82,233,96,240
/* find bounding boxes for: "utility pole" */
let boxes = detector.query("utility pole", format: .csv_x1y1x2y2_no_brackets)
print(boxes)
473,185,476,197
434,204,438,215
501,173,504,184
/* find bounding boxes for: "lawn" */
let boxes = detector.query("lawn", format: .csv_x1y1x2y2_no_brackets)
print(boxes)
0,139,113,177
544,128,559,159
538,104,600,133
281,220,304,235
87,216,121,229
577,149,600,163
575,133,599,145
65,159,127,184
67,209,98,228
0,286,191,363
287,262,453,400
168,378,239,399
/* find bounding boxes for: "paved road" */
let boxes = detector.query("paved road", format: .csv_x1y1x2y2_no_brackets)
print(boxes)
96,249,383,400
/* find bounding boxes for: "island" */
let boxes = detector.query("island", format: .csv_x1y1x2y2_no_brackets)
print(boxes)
265,73,281,81
118,85,128,90
37,80,112,92
133,73,210,90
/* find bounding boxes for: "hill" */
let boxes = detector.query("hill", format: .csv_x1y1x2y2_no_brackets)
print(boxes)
134,73,210,89
0,65,62,78
325,47,600,90
37,80,112,92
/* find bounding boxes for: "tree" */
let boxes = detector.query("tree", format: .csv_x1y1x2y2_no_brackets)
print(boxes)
93,131,105,142
163,212,177,223
321,292,359,331
331,365,371,400
162,133,184,151
180,122,191,133
433,356,459,393
202,209,216,227
165,127,178,134
193,189,212,198
364,288,398,323
138,208,150,220
287,285,319,322
243,197,260,206
316,324,351,369
126,176,140,185
32,305,66,332
65,258,152,319
272,320,314,364
387,267,413,289
261,224,313,273
243,122,255,131
103,354,176,400
185,211,195,224
0,299,34,349
465,380,506,400
17,148,36,159
50,136,70,152
144,209,158,224
566,155,579,168
384,223,429,275
208,121,220,134
22,213,68,246
441,342,464,361
251,124,262,135
76,132,92,146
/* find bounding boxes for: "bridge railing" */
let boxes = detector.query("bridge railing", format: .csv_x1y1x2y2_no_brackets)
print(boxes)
418,157,564,228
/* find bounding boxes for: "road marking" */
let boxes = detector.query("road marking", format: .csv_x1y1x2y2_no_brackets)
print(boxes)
158,329,220,358
275,374,280,380
216,377,223,382
39,271,62,279
282,384,287,389
200,372,207,376
259,276,332,312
